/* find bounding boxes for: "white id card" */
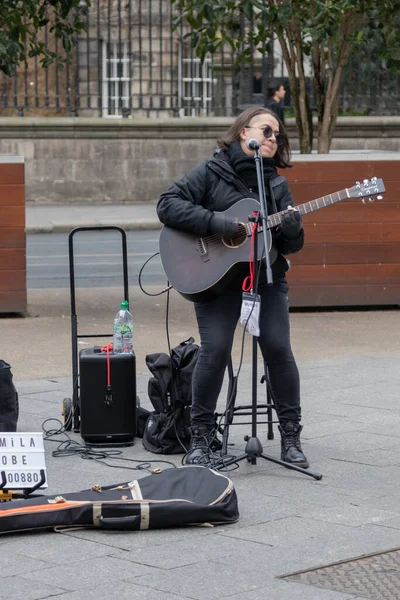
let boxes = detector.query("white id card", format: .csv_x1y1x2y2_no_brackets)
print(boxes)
240,292,261,337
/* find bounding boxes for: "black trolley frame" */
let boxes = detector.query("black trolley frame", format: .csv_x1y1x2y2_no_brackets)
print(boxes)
65,226,129,433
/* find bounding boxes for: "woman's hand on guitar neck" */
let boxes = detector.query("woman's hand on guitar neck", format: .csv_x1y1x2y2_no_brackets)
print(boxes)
281,206,302,239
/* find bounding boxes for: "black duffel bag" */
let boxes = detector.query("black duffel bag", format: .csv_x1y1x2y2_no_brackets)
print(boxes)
0,360,18,432
0,466,239,534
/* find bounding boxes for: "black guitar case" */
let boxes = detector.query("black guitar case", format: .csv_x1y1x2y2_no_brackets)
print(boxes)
0,466,239,534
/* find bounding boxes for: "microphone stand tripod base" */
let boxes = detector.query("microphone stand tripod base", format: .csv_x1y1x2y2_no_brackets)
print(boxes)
243,435,263,464
214,436,323,480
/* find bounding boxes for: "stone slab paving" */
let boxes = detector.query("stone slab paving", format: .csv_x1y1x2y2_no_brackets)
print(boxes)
1,350,400,599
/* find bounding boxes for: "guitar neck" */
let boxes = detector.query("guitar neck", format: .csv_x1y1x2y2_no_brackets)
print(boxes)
266,187,350,229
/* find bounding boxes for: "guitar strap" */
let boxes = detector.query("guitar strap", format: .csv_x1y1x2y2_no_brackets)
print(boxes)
206,160,253,199
207,159,283,214
268,179,279,214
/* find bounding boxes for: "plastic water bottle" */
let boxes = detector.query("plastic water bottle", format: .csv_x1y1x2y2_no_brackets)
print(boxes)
113,300,133,354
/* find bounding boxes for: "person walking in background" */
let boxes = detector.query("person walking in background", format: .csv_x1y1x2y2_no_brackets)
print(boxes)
253,71,263,94
157,107,307,469
265,80,286,124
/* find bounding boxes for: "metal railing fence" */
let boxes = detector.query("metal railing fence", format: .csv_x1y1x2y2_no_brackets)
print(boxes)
1,0,398,118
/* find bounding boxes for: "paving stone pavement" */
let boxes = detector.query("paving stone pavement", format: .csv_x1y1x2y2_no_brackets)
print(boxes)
2,342,400,600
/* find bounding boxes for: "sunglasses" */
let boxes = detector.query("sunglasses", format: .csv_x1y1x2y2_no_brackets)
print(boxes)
246,125,284,146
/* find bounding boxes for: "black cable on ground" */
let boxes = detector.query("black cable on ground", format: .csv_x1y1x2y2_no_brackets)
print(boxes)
42,418,177,474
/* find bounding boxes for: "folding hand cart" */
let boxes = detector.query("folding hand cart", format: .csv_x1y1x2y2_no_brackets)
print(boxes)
61,226,135,444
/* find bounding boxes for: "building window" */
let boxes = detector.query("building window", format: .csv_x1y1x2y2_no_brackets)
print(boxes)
178,48,214,117
102,41,131,118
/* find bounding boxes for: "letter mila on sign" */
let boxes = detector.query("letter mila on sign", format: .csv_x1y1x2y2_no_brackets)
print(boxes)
0,433,47,489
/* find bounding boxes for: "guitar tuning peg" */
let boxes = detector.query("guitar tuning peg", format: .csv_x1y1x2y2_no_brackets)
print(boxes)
371,176,377,181
356,181,361,186
369,196,374,202
361,197,366,204
363,179,369,184
377,195,383,200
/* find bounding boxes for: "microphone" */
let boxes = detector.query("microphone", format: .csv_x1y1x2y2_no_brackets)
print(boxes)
246,139,260,151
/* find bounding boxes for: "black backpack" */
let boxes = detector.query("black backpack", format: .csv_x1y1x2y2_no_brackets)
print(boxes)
142,337,199,454
0,360,18,432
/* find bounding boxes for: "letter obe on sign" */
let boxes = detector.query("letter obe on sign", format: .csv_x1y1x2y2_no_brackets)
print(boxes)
0,432,48,490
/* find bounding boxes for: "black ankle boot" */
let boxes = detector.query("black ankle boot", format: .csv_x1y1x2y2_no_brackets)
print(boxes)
184,425,216,466
278,422,309,469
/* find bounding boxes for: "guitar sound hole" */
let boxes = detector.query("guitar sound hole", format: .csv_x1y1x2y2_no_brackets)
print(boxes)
222,223,248,249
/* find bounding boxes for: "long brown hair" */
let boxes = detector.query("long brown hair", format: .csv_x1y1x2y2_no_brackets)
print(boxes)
217,107,291,169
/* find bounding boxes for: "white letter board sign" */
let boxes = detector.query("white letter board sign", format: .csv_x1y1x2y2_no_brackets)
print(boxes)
0,432,48,489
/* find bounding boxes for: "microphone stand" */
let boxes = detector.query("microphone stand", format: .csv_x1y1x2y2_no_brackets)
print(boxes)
216,143,322,480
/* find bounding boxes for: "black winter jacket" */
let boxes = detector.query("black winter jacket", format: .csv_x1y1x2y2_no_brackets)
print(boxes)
157,149,304,276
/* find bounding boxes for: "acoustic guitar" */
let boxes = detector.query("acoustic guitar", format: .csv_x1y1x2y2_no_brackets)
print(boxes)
159,177,386,302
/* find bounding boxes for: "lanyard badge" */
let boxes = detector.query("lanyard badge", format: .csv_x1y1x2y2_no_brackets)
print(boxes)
240,292,261,337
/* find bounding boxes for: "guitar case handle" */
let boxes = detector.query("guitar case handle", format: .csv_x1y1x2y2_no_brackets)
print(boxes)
99,515,140,530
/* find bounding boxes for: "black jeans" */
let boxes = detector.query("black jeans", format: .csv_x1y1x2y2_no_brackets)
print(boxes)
191,274,301,429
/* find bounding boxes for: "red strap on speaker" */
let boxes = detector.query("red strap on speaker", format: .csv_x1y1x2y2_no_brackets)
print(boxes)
100,342,113,386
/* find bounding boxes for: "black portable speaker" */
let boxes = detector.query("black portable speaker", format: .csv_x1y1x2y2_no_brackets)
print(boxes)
79,347,136,445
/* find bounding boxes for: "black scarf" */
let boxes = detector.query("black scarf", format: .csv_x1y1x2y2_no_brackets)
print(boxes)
227,140,278,190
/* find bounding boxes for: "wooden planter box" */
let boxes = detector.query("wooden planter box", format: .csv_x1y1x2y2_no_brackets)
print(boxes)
284,153,400,307
0,156,26,314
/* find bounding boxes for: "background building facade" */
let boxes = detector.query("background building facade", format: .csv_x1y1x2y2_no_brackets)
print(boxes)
1,0,398,119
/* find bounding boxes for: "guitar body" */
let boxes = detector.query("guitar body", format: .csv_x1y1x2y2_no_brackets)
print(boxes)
159,198,274,302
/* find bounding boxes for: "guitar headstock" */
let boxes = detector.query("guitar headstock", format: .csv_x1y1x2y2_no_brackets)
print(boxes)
348,177,386,203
